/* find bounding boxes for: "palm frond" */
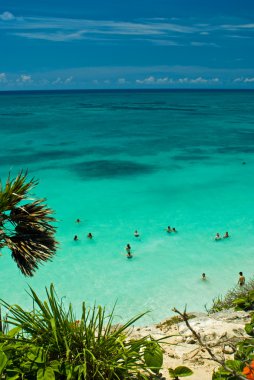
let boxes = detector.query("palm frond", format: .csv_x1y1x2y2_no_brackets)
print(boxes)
0,171,37,213
0,171,57,276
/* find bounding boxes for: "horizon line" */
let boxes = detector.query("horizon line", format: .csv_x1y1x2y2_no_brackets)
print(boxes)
0,88,254,94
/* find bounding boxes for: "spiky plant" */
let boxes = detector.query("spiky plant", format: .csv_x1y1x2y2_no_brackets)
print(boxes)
0,171,57,276
0,284,164,379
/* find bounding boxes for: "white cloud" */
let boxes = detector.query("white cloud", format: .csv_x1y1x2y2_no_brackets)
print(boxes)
0,73,7,82
52,77,62,85
117,78,127,84
233,77,243,82
244,77,254,83
136,75,220,85
136,76,156,84
64,76,73,84
0,11,15,21
0,15,200,45
233,77,254,83
148,39,181,46
16,74,32,83
157,77,171,84
191,41,219,47
14,31,86,42
180,76,219,84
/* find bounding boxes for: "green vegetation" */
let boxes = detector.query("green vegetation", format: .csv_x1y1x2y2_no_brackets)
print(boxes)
208,313,254,379
0,284,165,379
0,171,57,276
168,366,193,380
210,279,254,313
210,280,254,379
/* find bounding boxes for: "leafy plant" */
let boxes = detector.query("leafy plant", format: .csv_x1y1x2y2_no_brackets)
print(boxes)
233,291,254,312
0,284,164,379
212,314,254,379
168,365,193,379
0,171,57,276
210,280,254,313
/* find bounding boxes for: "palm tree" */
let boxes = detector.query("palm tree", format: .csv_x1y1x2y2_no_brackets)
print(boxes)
0,171,57,276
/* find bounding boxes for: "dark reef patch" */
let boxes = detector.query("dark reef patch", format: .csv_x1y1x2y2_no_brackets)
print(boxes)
217,146,254,154
172,154,210,161
0,149,83,166
70,159,156,179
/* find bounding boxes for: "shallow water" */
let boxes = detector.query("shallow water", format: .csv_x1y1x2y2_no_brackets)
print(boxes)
1,90,254,325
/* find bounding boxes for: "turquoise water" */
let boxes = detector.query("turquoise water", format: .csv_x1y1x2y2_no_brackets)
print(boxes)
1,90,254,325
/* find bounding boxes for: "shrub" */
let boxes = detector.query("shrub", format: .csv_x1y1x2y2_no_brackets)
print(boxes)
0,284,164,379
210,279,254,313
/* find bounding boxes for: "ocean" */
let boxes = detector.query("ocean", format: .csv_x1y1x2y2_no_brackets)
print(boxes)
0,89,254,325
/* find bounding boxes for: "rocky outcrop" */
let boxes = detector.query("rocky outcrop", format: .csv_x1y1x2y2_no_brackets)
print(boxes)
131,309,250,380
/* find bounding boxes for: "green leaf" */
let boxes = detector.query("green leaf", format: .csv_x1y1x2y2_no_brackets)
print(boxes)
50,318,58,345
212,371,229,379
0,351,8,374
232,298,246,305
168,368,176,378
173,366,193,377
28,347,46,364
6,374,20,380
49,360,60,374
245,324,254,336
144,341,163,373
225,360,244,372
7,327,22,338
37,367,55,380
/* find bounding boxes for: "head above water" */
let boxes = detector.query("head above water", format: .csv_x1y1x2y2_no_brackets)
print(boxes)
239,272,243,276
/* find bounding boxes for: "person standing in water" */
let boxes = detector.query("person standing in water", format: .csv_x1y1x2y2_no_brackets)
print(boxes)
238,272,245,286
134,230,139,237
202,273,206,280
126,243,132,258
87,232,93,239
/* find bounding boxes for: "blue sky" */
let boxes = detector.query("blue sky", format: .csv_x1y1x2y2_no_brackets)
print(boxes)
0,0,254,89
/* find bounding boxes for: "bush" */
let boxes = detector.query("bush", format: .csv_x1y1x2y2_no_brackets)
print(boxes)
0,284,164,379
210,279,254,313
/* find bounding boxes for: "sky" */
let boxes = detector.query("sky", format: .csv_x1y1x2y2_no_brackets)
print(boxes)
0,0,254,90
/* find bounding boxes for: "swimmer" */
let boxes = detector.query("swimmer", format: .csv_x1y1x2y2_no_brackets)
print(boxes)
76,219,81,223
223,231,230,239
87,232,93,239
215,233,221,241
172,227,177,233
134,230,139,237
166,226,172,233
202,273,206,280
126,243,131,253
74,235,78,241
238,272,245,286
125,244,132,258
